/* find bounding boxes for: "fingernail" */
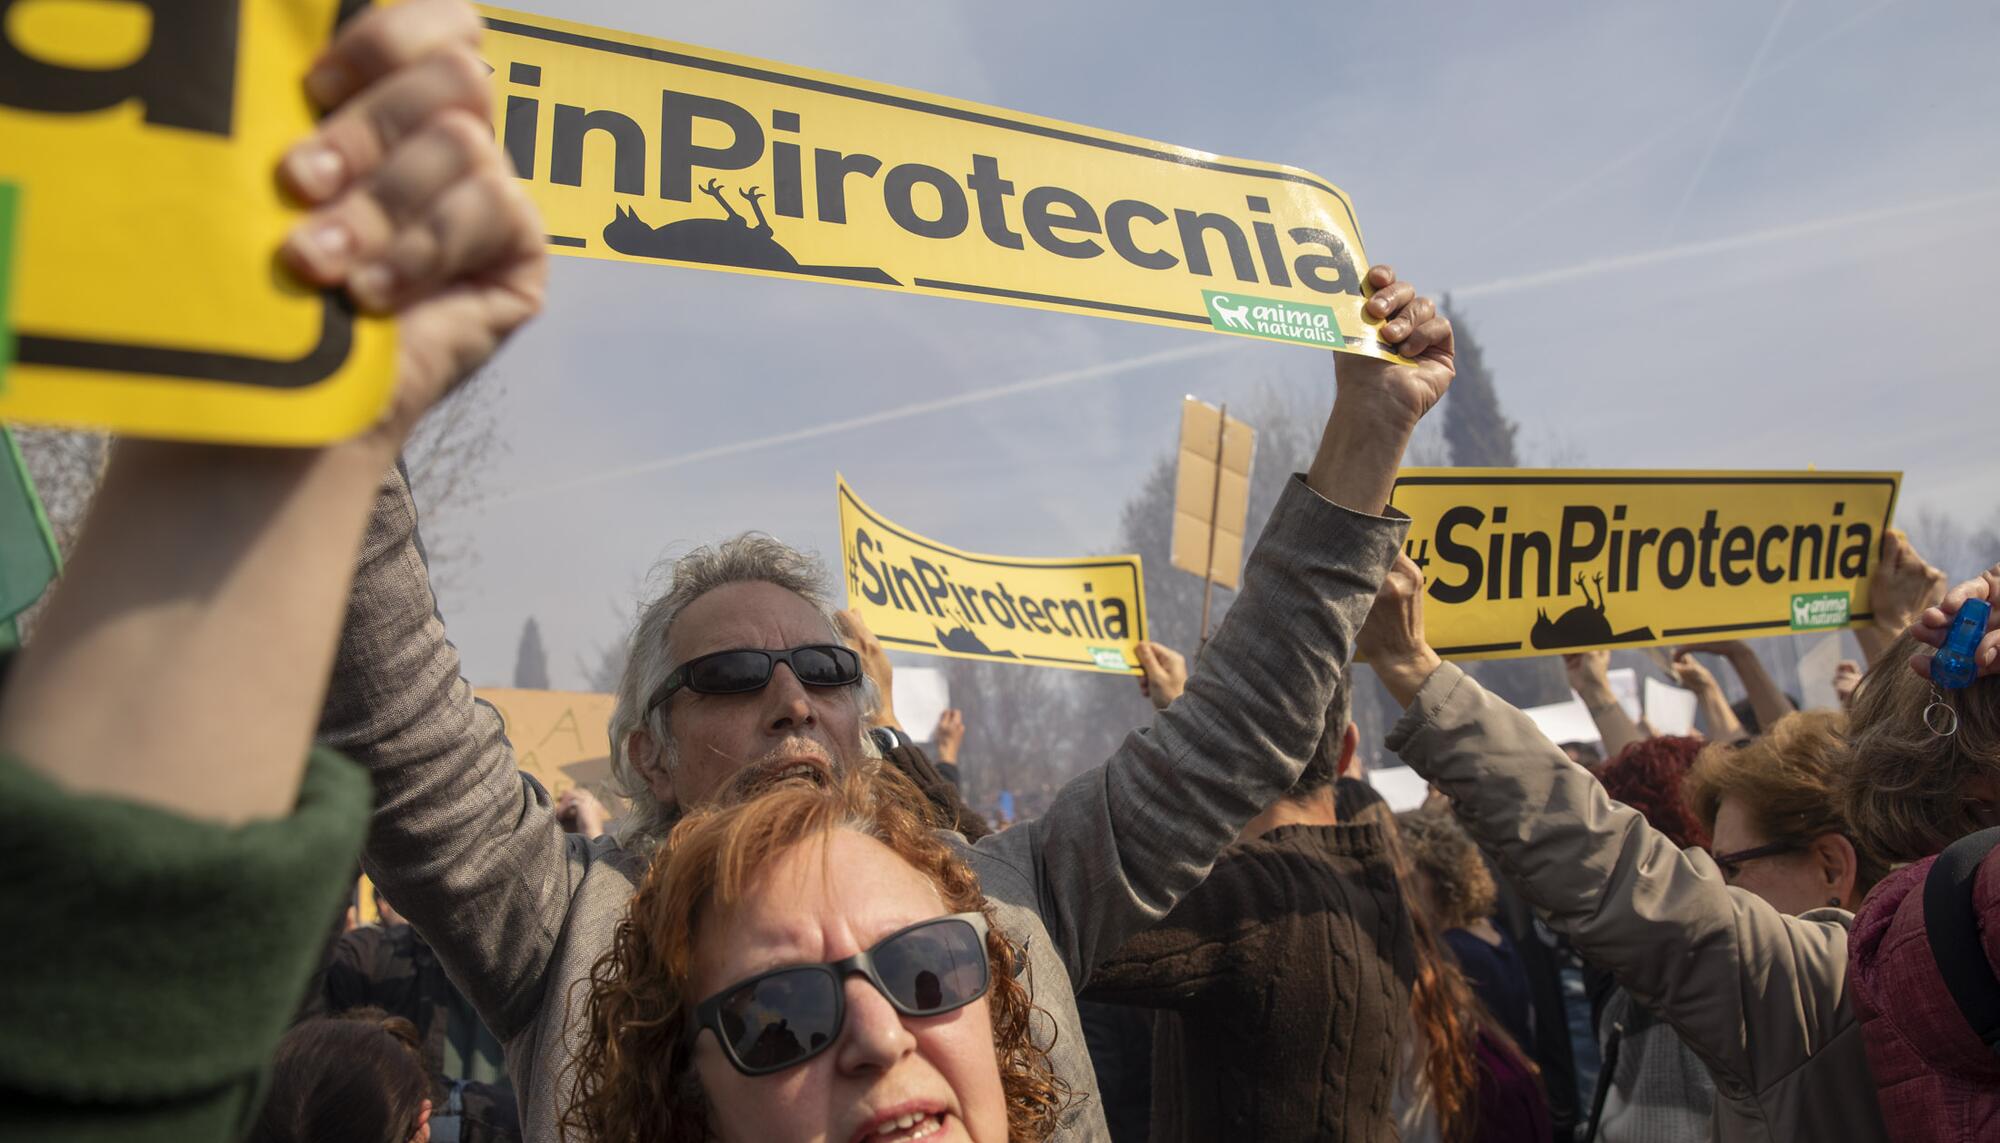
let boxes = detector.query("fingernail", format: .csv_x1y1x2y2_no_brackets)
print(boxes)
284,143,345,199
291,220,351,272
304,61,351,108
350,263,395,307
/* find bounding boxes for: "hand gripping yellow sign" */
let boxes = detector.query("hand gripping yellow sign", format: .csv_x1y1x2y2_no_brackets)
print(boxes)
1388,469,1902,661
477,6,1393,358
838,475,1147,674
0,0,395,444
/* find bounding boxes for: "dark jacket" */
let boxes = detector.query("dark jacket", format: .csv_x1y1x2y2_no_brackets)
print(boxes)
1083,822,1417,1142
1848,843,2000,1143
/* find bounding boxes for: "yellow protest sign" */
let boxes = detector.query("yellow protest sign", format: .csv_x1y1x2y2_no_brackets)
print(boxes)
0,0,396,444
1388,469,1902,661
476,6,1395,358
477,686,618,798
838,475,1146,674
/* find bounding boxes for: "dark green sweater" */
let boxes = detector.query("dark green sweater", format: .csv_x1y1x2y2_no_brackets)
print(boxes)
0,748,372,1142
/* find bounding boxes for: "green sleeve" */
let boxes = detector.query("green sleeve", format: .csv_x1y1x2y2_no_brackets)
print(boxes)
0,747,372,1142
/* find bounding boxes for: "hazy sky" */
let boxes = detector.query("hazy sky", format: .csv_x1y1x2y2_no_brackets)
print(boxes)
437,0,2000,690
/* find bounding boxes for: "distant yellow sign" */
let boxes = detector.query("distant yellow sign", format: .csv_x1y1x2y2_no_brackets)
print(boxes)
477,686,618,797
837,475,1146,674
475,6,1395,357
0,0,397,444
1388,469,1902,661
1170,397,1256,592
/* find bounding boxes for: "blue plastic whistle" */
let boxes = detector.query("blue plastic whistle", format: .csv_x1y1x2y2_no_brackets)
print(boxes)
1932,597,1993,690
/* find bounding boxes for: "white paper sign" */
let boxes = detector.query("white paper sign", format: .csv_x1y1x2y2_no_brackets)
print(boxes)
1367,764,1432,813
1797,634,1845,712
1643,677,1700,736
892,666,951,741
1524,696,1604,747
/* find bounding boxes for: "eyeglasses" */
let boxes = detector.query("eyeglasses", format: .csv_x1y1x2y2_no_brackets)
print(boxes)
1711,838,1804,882
690,913,993,1076
645,644,861,715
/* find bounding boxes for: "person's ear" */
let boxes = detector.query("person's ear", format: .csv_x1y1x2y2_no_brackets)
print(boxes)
624,729,677,812
1810,832,1859,909
411,1098,432,1143
1338,723,1361,778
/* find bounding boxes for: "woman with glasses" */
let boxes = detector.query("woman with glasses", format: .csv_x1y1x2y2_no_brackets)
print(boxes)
1358,553,1891,1143
562,762,1068,1143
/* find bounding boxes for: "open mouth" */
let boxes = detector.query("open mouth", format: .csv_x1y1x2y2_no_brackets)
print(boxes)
864,1111,947,1141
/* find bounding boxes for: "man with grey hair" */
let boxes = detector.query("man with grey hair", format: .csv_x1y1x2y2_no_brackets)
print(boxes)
320,263,1453,1141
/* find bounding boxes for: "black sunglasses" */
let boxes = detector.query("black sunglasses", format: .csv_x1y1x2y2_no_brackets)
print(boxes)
690,913,992,1076
1711,838,1804,882
646,644,861,715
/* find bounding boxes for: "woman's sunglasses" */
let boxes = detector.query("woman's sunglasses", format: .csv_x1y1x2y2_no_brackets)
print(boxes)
645,644,862,715
690,913,992,1076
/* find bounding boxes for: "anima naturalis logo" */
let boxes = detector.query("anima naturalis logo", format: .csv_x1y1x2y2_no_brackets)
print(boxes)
1202,290,1345,348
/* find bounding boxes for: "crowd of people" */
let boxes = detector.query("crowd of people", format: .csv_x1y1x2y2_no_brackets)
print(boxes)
3,3,1999,1141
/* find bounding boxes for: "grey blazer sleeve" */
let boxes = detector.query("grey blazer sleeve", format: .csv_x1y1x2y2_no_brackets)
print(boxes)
973,474,1406,990
316,464,582,1043
1387,661,1854,1102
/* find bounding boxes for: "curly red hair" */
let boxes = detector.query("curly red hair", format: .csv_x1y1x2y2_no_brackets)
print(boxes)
559,762,1068,1142
1595,735,1711,850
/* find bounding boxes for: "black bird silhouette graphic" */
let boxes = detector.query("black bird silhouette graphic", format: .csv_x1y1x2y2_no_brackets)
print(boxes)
1528,572,1656,651
935,624,1015,659
601,180,898,284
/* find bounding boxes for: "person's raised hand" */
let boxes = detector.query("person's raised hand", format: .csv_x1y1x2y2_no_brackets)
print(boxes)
1832,660,1864,710
1562,650,1612,695
834,608,900,728
1671,650,1721,693
556,786,611,839
1337,265,1457,427
1907,563,2000,683
933,708,966,763
1134,641,1189,711
278,0,545,452
1872,529,1949,632
1358,553,1441,707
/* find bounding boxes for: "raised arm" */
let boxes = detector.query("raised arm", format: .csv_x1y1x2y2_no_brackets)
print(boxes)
1081,861,1258,1012
0,0,540,825
976,265,1449,986
0,1,542,1133
1670,651,1748,744
1681,641,1792,732
1858,529,1946,666
285,0,568,1043
1562,651,1644,757
1363,554,1851,1102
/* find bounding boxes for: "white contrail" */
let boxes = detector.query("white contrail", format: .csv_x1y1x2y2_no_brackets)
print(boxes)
489,339,1243,505
1451,188,2000,301
1660,0,1799,242
1493,0,1903,247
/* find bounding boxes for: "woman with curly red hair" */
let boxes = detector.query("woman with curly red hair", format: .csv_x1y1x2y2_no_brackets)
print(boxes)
562,763,1068,1142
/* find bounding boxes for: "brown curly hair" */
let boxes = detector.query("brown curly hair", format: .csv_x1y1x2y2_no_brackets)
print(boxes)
559,762,1068,1142
1396,806,1498,933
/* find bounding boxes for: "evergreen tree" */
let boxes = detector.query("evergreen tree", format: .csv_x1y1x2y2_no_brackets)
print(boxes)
1439,296,1520,468
514,616,551,690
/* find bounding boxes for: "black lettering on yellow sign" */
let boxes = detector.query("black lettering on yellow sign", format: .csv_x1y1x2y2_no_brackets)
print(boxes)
1389,471,1901,661
0,0,393,442
495,64,1361,293
837,475,1147,673
475,6,1387,351
0,0,241,135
